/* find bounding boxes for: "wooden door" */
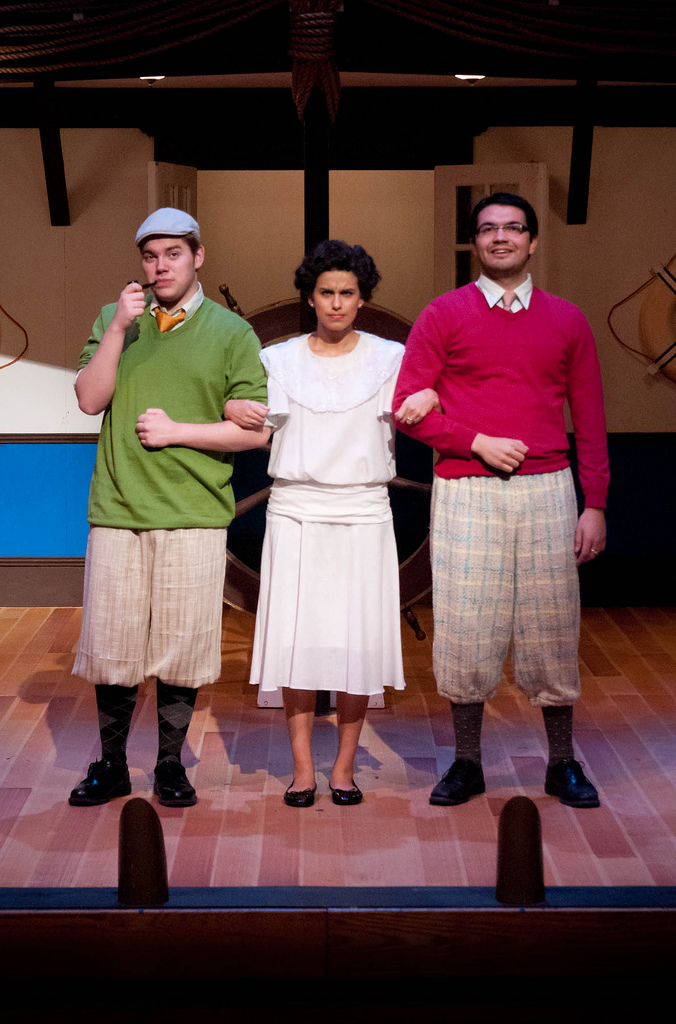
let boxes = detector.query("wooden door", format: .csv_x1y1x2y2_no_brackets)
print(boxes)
148,161,197,217
434,162,548,294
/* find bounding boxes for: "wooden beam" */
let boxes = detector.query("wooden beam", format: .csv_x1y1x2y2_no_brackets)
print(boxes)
302,85,331,714
0,906,673,979
303,86,330,256
567,78,596,225
34,78,70,227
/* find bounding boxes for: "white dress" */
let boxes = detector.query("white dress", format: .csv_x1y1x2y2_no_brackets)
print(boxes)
250,332,407,695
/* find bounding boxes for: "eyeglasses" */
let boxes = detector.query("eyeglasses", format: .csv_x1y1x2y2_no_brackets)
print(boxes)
475,222,529,237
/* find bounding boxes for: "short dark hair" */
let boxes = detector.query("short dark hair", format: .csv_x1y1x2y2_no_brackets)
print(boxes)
294,240,381,302
469,193,538,240
182,231,202,256
138,231,202,255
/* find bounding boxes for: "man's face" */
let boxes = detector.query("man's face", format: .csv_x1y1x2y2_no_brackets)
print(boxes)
471,204,537,283
140,237,204,310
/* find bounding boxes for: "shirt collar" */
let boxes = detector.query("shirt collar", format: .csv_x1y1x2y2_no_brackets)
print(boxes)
475,273,533,311
150,282,204,327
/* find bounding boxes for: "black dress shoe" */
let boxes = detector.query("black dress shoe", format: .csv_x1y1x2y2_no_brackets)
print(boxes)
329,781,363,806
153,760,197,807
284,783,317,808
545,758,600,808
69,759,131,806
429,758,485,806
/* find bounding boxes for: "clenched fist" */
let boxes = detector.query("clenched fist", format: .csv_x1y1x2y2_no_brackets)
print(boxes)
111,282,147,331
136,408,179,448
471,433,528,473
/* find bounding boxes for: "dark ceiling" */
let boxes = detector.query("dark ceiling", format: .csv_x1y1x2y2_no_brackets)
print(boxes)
3,2,676,178
2,1,676,83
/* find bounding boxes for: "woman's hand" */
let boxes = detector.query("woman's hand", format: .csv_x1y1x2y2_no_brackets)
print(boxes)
224,398,270,428
394,388,441,425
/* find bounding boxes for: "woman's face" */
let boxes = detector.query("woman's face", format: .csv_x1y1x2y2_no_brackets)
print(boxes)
310,270,363,336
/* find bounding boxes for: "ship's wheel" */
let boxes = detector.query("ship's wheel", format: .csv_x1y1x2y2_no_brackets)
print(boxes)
222,295,433,635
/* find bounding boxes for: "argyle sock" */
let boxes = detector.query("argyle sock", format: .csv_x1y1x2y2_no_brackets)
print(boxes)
542,704,575,765
95,683,138,765
155,679,198,768
451,701,484,765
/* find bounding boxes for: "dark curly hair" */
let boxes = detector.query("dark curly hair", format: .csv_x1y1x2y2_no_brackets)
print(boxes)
294,240,381,302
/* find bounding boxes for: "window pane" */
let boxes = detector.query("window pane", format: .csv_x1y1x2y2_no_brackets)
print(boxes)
456,186,472,245
456,250,472,288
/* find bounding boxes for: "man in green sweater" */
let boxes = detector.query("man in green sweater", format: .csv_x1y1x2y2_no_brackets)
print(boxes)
70,207,269,807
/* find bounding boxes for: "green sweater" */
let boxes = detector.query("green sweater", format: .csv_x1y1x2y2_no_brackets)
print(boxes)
79,296,268,529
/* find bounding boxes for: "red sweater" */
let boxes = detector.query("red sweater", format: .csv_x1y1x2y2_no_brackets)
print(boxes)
394,283,609,508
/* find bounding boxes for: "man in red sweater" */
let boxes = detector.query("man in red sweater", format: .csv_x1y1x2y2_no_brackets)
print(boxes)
394,192,608,808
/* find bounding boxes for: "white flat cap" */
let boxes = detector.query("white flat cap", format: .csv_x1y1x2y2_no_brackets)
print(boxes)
135,207,200,246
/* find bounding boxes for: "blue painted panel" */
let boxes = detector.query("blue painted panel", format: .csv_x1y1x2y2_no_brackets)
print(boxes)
0,444,95,556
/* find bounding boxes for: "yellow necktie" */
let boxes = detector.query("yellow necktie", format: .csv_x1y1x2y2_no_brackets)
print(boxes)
154,308,186,332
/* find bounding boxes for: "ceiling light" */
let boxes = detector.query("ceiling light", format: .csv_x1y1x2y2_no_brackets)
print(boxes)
140,76,165,84
455,75,486,83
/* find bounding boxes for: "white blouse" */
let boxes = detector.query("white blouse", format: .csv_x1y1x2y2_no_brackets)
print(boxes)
261,333,405,522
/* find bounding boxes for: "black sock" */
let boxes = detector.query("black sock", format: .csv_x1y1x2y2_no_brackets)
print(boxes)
95,683,138,765
451,701,484,765
542,704,575,765
155,679,198,768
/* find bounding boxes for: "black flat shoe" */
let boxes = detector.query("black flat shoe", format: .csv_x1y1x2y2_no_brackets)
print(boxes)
284,783,317,808
69,758,131,806
153,759,197,807
429,758,485,806
329,781,363,806
545,758,600,808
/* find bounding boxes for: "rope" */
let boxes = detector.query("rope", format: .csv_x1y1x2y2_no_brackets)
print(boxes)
0,300,29,370
606,254,676,363
363,1,676,61
288,1,341,123
0,0,283,74
3,1,676,75
0,1,242,57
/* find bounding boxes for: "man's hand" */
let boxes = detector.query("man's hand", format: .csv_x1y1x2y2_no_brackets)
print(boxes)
394,388,441,425
224,398,270,429
75,284,147,416
574,507,606,566
136,408,179,448
111,282,147,331
471,433,528,472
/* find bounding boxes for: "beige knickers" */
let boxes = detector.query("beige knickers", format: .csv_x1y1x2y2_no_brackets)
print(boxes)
73,526,228,689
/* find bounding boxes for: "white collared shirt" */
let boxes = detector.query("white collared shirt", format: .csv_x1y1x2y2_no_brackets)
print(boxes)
475,273,533,313
150,282,204,330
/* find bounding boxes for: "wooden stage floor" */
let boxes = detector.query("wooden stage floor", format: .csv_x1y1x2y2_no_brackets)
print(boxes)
1,603,675,891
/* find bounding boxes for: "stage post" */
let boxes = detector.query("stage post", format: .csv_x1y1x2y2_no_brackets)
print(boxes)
118,797,169,906
495,795,545,906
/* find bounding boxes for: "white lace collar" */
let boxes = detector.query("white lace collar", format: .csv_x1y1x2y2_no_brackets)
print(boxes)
260,333,404,413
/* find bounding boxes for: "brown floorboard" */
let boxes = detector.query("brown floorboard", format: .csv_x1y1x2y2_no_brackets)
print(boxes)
0,603,674,888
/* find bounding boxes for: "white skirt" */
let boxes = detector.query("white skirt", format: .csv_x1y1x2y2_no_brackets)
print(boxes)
250,512,406,695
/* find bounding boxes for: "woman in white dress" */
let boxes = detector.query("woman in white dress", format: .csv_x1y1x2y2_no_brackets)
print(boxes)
227,241,434,807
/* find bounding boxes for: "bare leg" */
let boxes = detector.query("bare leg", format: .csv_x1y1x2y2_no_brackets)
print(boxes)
283,687,316,791
331,692,370,791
